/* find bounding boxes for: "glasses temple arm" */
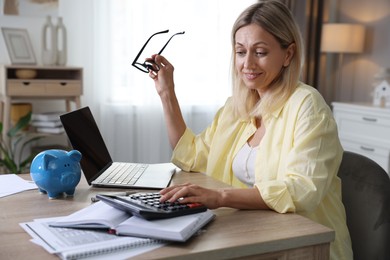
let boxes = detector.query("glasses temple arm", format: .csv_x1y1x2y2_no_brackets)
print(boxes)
157,31,185,55
132,30,169,64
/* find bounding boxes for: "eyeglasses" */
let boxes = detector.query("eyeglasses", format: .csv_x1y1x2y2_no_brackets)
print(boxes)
132,30,185,73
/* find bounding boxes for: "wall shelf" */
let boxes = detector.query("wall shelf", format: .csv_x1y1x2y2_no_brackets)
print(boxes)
0,65,83,139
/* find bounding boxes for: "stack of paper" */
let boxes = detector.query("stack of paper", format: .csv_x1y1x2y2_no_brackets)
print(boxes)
21,218,165,259
32,112,65,134
50,201,215,242
20,201,215,259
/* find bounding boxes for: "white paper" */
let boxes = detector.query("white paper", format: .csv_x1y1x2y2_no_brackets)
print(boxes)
50,201,215,242
20,218,165,259
49,200,130,229
0,174,37,198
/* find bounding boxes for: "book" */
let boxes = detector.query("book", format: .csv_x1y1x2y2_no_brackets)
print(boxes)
31,119,63,128
21,218,165,260
50,200,215,242
32,111,65,121
36,126,65,134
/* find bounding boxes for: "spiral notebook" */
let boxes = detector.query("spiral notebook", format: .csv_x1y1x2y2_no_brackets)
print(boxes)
20,218,166,260
21,202,214,259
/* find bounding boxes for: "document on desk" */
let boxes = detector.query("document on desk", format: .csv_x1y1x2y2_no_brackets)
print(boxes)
20,217,166,260
0,174,37,198
20,202,214,259
49,201,215,242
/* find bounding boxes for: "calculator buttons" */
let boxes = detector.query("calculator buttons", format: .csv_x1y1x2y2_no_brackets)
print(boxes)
97,192,207,220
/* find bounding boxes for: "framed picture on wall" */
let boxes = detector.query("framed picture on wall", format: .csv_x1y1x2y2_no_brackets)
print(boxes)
1,27,36,64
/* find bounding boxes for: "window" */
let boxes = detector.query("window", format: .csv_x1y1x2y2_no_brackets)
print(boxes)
97,0,256,106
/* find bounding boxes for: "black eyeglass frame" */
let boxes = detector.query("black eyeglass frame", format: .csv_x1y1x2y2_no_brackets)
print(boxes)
132,30,185,73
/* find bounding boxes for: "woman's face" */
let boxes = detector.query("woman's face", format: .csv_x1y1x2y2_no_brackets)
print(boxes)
234,23,294,96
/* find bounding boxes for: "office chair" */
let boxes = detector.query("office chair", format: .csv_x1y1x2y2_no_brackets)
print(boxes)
338,151,390,260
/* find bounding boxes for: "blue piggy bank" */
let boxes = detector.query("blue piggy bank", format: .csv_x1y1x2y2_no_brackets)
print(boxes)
30,149,82,199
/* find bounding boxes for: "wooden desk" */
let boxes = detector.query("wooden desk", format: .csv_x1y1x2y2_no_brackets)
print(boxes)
0,172,334,260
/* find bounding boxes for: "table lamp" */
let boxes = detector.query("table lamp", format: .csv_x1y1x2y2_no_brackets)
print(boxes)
321,23,366,98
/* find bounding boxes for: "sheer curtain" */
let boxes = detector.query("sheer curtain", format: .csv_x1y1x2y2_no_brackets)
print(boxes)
91,0,256,163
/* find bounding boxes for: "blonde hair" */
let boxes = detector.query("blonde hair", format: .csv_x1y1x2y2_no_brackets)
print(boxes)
231,0,304,120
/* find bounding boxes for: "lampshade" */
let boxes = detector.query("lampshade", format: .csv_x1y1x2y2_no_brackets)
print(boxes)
321,23,366,53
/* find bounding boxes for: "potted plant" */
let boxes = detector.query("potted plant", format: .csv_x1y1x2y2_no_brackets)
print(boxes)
0,112,44,174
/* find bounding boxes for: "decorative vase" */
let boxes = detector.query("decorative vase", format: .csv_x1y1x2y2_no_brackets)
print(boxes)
42,16,57,66
56,17,67,66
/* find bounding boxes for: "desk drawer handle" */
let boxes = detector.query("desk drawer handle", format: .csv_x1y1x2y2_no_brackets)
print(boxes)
22,81,30,86
362,117,377,122
60,82,67,86
360,146,375,152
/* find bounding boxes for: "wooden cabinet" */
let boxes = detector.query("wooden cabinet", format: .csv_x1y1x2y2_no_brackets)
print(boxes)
0,65,83,138
332,102,390,175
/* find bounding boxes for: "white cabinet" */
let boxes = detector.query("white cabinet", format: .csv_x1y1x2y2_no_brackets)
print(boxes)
332,102,390,175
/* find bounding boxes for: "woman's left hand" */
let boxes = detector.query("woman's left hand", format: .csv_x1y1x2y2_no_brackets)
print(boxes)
159,183,223,209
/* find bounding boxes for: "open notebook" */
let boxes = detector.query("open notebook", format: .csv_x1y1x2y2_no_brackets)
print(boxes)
60,107,175,189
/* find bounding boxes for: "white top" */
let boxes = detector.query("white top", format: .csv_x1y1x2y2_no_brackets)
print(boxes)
232,143,257,187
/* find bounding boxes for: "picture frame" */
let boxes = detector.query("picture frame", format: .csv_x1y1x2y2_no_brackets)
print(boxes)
1,27,37,64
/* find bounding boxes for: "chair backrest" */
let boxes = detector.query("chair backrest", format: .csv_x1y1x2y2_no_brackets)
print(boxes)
338,151,390,260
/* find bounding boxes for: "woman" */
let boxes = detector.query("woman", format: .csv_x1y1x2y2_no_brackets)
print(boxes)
147,1,352,259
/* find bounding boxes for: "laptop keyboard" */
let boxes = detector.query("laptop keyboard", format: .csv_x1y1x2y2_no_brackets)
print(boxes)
94,162,148,185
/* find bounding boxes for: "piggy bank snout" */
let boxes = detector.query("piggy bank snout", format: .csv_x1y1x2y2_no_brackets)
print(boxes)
61,171,80,186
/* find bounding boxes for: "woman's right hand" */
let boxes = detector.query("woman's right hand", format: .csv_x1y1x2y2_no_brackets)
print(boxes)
147,54,175,97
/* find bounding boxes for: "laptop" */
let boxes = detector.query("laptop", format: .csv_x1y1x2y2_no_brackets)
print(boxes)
60,106,176,189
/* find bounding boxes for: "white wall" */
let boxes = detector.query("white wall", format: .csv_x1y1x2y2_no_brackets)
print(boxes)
340,0,390,103
320,0,390,103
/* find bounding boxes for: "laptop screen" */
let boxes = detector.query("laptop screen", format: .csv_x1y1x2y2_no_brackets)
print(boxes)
60,107,112,184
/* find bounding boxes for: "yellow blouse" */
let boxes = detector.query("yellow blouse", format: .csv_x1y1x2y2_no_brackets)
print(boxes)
172,82,352,260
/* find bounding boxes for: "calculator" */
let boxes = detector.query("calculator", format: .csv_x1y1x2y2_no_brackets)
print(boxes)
96,192,207,220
